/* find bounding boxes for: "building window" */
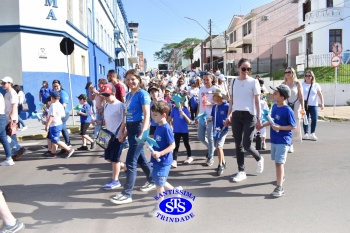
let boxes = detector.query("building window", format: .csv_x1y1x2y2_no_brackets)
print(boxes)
307,32,313,54
326,0,333,7
329,29,342,52
99,64,102,74
67,0,73,22
87,9,92,38
234,30,237,42
95,19,99,43
229,33,233,44
79,0,85,32
303,0,311,21
243,44,252,53
100,25,103,47
242,21,252,37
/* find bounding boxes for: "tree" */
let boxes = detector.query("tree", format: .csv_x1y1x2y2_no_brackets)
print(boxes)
183,46,194,68
154,38,201,62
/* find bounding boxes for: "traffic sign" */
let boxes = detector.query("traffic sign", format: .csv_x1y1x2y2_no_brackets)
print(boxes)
332,42,342,55
331,55,341,68
60,37,74,55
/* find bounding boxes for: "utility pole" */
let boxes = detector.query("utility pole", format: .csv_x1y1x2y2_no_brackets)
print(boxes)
209,19,213,70
224,30,228,75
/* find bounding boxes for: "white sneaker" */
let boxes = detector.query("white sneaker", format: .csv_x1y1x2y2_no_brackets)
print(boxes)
21,126,28,131
140,181,156,192
232,171,247,182
110,194,132,205
0,159,15,166
256,156,264,174
309,133,318,141
171,160,178,168
288,144,294,153
302,133,309,140
183,157,193,164
145,206,160,217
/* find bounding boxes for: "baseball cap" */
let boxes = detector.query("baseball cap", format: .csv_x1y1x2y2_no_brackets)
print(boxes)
1,76,13,83
218,74,225,81
51,91,60,98
270,84,291,99
77,94,87,100
100,84,114,96
211,87,229,100
148,86,159,93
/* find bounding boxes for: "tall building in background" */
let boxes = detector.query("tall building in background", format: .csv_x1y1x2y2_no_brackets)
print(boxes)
137,51,144,71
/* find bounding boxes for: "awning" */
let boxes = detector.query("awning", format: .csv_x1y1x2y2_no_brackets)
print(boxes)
128,56,138,64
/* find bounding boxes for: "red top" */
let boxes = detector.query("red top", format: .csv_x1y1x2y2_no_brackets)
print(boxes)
114,83,126,102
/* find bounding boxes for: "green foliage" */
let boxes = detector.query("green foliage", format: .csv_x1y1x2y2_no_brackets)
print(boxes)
183,47,194,60
347,100,350,106
262,64,350,83
154,38,201,62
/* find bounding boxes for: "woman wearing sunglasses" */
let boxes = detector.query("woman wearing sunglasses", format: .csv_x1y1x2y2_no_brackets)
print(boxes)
225,58,264,183
282,67,304,152
301,70,324,141
52,80,71,153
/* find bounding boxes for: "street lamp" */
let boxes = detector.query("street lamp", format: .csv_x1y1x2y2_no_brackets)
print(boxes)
185,17,213,71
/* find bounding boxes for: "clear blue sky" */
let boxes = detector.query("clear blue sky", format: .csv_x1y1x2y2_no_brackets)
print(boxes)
122,0,274,70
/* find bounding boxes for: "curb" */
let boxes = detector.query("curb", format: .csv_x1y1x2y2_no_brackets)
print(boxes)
318,115,350,122
17,126,80,141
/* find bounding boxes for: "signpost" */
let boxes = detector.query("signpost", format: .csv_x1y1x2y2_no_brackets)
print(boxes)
331,42,342,116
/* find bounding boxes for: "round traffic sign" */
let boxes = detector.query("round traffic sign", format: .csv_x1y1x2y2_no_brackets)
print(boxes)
332,42,342,55
331,55,342,68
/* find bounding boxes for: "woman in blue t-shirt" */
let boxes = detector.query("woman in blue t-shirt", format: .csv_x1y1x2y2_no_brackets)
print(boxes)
52,80,71,153
110,69,154,205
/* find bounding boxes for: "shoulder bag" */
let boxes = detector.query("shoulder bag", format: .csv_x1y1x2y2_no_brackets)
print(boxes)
304,83,313,112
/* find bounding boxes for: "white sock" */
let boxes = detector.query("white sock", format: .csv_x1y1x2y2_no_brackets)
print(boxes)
5,219,16,227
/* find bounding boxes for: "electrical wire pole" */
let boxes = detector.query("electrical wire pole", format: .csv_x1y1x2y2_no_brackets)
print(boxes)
224,30,228,75
209,19,213,70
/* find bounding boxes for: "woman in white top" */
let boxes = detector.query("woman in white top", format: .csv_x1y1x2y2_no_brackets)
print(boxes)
13,85,27,131
283,67,304,151
225,58,264,183
302,70,324,141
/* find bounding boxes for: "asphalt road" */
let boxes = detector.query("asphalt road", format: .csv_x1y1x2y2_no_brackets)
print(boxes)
1,120,350,233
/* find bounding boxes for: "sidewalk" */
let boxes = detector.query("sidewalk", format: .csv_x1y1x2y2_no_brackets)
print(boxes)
14,106,350,141
16,115,81,141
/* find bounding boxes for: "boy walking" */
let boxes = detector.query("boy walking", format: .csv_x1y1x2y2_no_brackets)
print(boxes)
147,101,182,217
260,84,296,197
76,94,95,151
45,91,75,158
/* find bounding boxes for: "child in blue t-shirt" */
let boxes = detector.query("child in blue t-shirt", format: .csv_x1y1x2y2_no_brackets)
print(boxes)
76,94,95,151
210,88,229,176
148,86,160,137
168,99,192,168
260,84,296,198
147,101,182,217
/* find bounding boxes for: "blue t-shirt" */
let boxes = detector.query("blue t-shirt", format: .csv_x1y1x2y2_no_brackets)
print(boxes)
40,87,52,103
59,90,70,113
270,104,296,145
151,123,175,166
125,89,151,122
211,103,229,133
80,103,92,123
170,106,190,133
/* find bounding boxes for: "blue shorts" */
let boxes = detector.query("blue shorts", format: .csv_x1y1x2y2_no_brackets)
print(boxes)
214,130,228,148
49,125,62,143
104,138,124,163
271,143,289,164
152,164,171,187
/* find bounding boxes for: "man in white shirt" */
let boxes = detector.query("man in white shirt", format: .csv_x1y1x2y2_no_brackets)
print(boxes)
1,76,26,165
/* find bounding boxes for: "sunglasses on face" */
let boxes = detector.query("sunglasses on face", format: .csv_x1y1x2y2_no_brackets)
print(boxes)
284,71,292,74
241,67,252,72
305,75,312,77
1,82,8,85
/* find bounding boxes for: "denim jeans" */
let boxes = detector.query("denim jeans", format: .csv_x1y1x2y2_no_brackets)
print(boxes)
197,121,214,159
122,121,153,198
0,115,12,160
18,116,26,128
231,111,261,172
303,105,318,134
93,110,103,138
61,111,70,144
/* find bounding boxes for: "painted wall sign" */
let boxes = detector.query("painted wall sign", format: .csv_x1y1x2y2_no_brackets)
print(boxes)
45,0,58,20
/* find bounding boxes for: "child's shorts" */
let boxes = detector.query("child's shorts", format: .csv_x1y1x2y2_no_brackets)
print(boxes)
152,164,171,187
271,143,289,164
80,123,90,135
214,130,228,148
49,125,62,143
104,138,124,163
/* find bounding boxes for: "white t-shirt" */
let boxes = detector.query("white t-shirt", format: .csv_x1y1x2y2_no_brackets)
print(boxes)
48,101,65,127
188,87,199,98
302,82,322,106
0,93,5,115
229,77,260,115
18,91,25,104
199,85,217,116
4,88,19,121
104,100,124,138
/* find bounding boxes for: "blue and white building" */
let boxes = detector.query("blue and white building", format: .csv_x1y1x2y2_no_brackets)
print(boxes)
0,0,136,114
